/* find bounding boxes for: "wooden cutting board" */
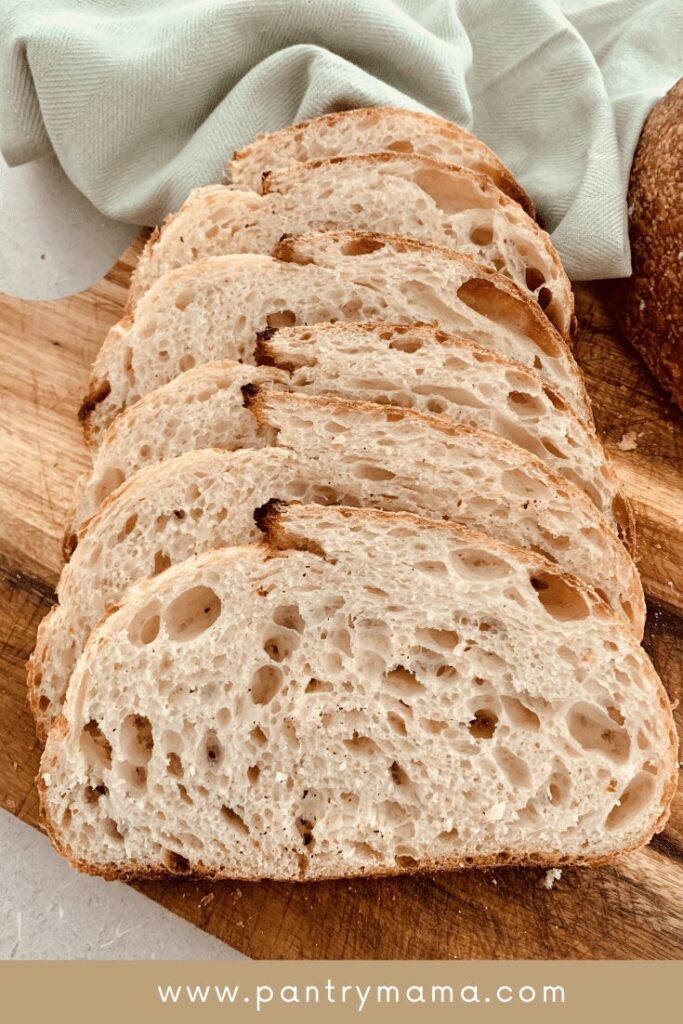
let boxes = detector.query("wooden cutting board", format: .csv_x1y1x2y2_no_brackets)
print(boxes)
1,236,681,960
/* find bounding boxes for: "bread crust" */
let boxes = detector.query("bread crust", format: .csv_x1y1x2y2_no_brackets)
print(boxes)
38,505,677,881
229,106,535,217
616,80,683,409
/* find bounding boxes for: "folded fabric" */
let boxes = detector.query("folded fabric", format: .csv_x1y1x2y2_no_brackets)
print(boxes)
1,0,681,279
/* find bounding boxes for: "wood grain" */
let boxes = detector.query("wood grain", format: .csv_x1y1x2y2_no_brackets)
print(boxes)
0,239,681,960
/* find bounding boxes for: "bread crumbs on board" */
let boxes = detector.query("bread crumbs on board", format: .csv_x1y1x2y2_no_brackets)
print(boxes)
616,431,639,451
543,868,562,890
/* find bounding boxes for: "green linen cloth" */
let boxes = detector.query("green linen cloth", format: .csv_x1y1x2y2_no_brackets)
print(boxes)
1,0,681,278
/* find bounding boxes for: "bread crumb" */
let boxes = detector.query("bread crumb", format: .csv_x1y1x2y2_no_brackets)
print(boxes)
275,771,287,783
639,299,646,312
617,430,638,451
543,868,562,890
199,892,215,909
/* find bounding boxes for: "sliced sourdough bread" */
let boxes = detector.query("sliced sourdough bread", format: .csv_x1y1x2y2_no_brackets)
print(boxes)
71,357,631,549
257,322,628,536
228,106,534,216
82,232,589,446
40,503,676,880
33,396,645,738
69,362,283,538
128,155,571,336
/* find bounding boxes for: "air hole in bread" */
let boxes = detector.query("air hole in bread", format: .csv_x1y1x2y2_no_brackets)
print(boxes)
507,390,545,417
83,783,107,804
469,709,498,740
203,730,224,767
415,560,448,576
525,267,547,293
537,286,553,311
606,706,625,726
352,462,395,482
122,514,138,536
395,853,419,868
158,349,169,362
263,632,300,662
305,678,333,694
387,712,408,736
605,772,656,831
94,466,125,506
388,334,424,354
103,817,124,842
153,551,172,576
296,818,315,848
128,602,161,645
271,603,305,634
177,783,193,805
179,354,196,372
161,849,190,872
438,827,460,843
494,746,531,787
38,695,50,712
501,696,540,731
452,549,513,580
266,309,297,329
470,224,494,246
390,761,411,787
80,378,111,420
250,665,283,705
421,717,449,735
167,752,183,777
282,719,299,748
386,139,414,153
531,572,589,621
250,725,268,746
413,168,485,215
567,702,630,763
247,765,260,785
340,236,385,256
164,586,221,641
120,714,154,765
174,288,196,311
138,320,157,340
548,769,571,806
458,278,559,357
81,720,112,768
384,666,425,697
344,733,381,756
221,806,249,835
415,627,459,651
120,762,147,789
353,841,381,860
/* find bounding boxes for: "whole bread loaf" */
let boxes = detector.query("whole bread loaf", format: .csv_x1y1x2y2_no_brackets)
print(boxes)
616,80,683,409
39,503,676,880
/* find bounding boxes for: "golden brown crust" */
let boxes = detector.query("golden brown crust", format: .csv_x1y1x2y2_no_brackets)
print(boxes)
616,80,683,409
230,106,535,218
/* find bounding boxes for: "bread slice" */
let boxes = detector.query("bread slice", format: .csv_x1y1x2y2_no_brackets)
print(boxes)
39,503,676,880
81,232,589,446
69,362,283,538
256,322,628,536
71,352,631,551
228,106,534,216
33,392,645,738
128,155,571,336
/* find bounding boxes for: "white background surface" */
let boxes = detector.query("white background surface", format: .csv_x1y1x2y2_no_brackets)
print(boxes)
0,153,244,960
